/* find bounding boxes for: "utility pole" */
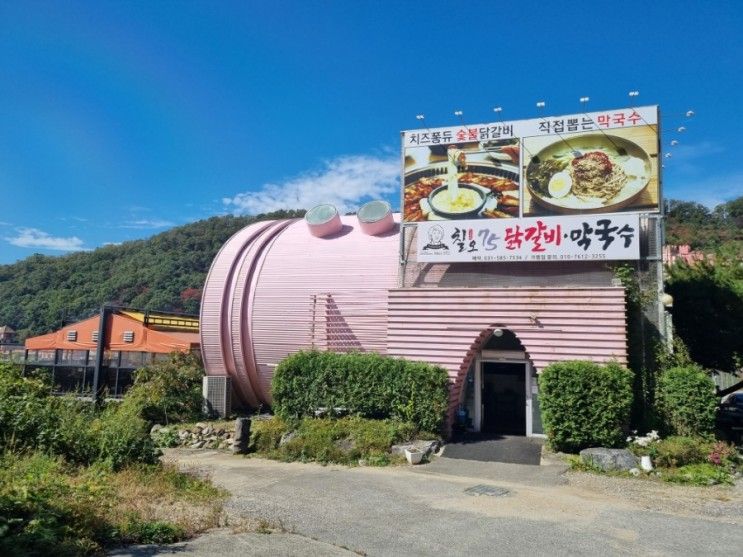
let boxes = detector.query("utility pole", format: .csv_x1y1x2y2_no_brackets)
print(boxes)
92,305,112,404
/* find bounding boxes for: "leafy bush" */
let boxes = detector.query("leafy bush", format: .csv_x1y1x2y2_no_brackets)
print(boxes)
707,441,738,468
252,416,421,465
125,352,204,424
249,417,289,453
647,436,714,468
272,351,450,433
666,256,743,372
93,402,159,471
539,360,633,453
0,364,99,463
657,366,716,436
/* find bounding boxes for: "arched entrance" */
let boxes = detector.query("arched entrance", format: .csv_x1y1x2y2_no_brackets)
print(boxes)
459,328,543,438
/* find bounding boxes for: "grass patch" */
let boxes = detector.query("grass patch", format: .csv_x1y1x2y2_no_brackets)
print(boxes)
0,452,227,556
249,416,433,466
660,463,734,486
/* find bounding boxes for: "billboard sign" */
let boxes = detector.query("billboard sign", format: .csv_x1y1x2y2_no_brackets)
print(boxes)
402,106,659,223
416,213,641,263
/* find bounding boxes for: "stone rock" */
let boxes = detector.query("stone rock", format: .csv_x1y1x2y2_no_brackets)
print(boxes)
391,440,440,458
150,424,163,435
216,428,225,436
334,437,355,452
279,431,298,447
195,422,207,429
414,440,440,455
231,417,251,454
203,426,214,436
629,468,641,477
579,448,638,472
178,430,190,439
190,440,205,449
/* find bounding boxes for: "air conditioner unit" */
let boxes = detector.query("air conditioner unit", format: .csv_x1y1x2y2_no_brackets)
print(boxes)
202,376,232,418
66,330,77,342
91,331,99,342
123,331,134,343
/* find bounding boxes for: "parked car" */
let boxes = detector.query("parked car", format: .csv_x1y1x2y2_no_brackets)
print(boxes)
716,391,743,444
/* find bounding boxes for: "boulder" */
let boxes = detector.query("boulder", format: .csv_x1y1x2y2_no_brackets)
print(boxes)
190,440,206,449
150,424,163,435
203,426,214,436
579,448,638,472
279,431,298,447
391,440,440,458
231,417,251,454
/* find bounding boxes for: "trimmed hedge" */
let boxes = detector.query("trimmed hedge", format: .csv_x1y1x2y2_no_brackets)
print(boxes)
539,360,633,453
657,366,716,437
272,351,450,433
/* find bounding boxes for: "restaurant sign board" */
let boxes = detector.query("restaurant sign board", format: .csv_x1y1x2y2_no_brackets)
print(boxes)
402,106,659,223
416,214,641,263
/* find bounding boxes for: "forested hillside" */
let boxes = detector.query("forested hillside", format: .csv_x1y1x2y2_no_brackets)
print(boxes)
665,196,743,251
1,195,740,342
0,210,305,339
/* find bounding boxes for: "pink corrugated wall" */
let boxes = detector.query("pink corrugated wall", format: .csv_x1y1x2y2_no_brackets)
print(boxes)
386,287,628,426
251,217,401,402
201,215,629,432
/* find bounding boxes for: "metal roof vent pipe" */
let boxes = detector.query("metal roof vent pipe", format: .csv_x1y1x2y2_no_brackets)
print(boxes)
357,200,394,235
305,204,343,238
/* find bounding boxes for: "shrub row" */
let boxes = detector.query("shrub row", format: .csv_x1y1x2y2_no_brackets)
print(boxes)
272,351,450,433
656,365,717,437
539,360,720,453
539,360,633,453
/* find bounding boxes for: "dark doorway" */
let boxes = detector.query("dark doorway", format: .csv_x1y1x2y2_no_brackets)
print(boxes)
482,362,526,435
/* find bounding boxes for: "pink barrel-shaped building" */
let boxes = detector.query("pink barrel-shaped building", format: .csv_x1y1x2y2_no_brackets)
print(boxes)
200,206,630,436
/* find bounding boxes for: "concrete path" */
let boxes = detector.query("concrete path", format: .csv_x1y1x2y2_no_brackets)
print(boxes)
112,450,743,556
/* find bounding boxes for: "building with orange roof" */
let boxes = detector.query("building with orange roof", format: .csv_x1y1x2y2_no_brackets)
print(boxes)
23,307,199,397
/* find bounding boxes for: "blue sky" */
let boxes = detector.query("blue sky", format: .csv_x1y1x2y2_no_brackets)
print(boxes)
1,0,741,263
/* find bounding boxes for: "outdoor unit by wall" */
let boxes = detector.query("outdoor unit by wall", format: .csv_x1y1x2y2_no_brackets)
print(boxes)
202,376,232,418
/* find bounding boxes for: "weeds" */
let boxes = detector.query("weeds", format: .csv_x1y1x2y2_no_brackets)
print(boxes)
249,416,434,466
0,452,227,555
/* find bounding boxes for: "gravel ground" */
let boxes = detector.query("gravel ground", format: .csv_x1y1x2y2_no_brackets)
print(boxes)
137,450,743,556
565,470,743,520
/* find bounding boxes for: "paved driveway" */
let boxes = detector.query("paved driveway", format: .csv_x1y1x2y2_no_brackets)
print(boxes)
112,450,743,556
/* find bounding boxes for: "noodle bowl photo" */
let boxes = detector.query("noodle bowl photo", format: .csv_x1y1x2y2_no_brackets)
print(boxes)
524,133,654,215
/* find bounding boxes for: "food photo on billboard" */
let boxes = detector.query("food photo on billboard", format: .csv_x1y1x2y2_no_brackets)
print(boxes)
402,137,522,223
521,108,660,217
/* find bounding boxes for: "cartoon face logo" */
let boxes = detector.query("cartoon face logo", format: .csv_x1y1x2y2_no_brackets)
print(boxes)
423,225,448,251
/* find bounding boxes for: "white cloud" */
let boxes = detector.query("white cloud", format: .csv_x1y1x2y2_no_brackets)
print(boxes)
120,219,175,229
5,228,87,251
223,154,400,215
